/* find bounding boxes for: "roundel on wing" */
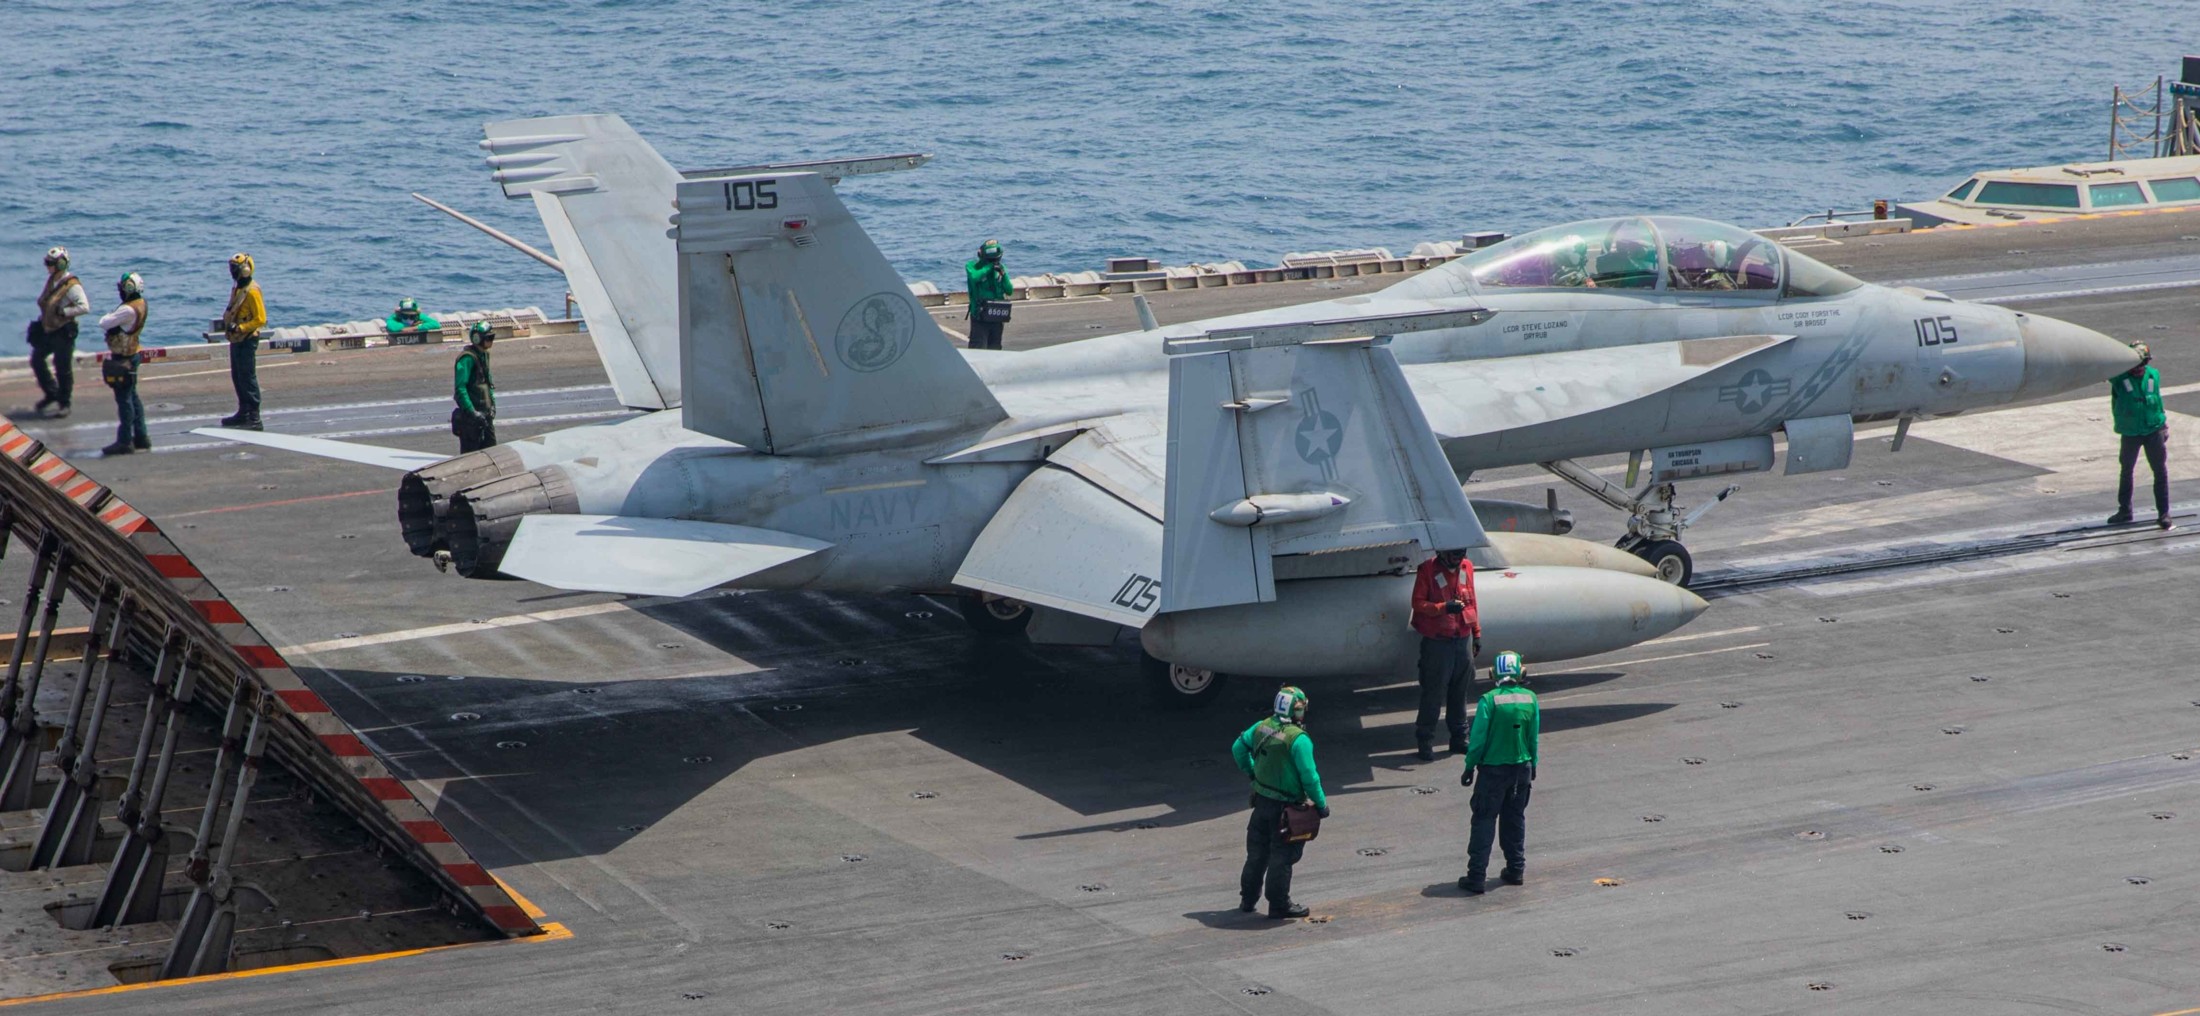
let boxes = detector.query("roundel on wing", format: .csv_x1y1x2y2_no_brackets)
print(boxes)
834,292,916,372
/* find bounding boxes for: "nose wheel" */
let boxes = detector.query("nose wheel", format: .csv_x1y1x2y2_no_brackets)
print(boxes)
1539,458,1734,588
1624,539,1693,586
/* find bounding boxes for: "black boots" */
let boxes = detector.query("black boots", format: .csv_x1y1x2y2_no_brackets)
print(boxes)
1501,867,1525,886
1416,742,1435,762
221,413,263,431
1267,902,1309,920
100,442,132,456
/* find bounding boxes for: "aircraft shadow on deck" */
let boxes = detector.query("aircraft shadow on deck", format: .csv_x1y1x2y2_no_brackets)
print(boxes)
317,610,1671,866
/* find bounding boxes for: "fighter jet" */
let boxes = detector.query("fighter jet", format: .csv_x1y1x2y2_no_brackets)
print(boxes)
200,114,2136,704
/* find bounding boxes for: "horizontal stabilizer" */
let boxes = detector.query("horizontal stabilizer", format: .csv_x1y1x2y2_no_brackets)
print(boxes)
500,515,830,598
189,428,447,471
955,425,1167,628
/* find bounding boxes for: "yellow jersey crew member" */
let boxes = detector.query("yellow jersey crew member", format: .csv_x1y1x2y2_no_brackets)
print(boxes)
1229,685,1329,920
1458,651,1539,896
453,321,498,452
98,273,151,456
219,253,266,430
29,246,91,417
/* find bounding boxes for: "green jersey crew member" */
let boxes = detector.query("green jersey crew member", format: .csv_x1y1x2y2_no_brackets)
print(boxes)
1458,651,1539,896
98,273,151,456
383,298,440,339
1230,686,1329,920
29,246,90,417
964,239,1012,351
453,321,498,452
219,253,266,430
2109,341,2171,530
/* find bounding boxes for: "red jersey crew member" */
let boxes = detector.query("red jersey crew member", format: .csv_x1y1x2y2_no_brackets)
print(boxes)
1409,547,1481,762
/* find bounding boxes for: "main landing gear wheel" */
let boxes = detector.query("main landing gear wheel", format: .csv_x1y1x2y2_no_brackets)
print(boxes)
1141,652,1228,708
961,595,1033,637
1632,540,1693,587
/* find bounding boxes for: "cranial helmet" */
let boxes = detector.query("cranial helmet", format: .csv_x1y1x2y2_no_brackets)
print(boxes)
978,239,1003,261
117,272,144,300
468,320,495,344
2132,341,2151,362
1273,685,1308,723
44,247,68,270
228,252,255,282
1491,651,1526,683
397,297,420,319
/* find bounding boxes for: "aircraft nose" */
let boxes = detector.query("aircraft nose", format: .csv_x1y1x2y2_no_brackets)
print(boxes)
2018,313,2139,399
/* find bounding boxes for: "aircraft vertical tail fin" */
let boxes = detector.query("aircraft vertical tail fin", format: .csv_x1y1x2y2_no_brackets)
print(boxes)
1159,320,1488,613
673,173,1007,454
483,114,682,410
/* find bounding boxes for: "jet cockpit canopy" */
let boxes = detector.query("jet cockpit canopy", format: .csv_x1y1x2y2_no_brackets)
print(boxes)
1433,216,1863,299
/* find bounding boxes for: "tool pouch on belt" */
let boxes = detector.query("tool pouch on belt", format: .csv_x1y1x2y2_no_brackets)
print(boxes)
978,299,1012,325
450,407,469,437
101,355,133,389
1279,802,1322,843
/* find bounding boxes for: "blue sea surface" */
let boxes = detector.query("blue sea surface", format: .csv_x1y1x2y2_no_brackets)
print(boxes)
0,0,2186,353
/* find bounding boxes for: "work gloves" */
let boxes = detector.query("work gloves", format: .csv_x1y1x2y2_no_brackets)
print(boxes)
1316,805,1331,820
1443,600,1465,615
1460,767,1474,788
1471,634,1483,657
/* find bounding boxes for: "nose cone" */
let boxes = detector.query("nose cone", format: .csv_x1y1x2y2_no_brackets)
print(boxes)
2019,314,2139,399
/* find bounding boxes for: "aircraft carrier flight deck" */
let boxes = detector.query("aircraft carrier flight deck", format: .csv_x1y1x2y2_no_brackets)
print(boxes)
3,210,2198,1014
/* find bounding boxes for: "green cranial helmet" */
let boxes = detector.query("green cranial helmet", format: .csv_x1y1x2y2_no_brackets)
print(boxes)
117,272,144,300
978,239,1003,261
1491,651,1526,683
397,298,420,318
1273,685,1308,723
468,321,495,344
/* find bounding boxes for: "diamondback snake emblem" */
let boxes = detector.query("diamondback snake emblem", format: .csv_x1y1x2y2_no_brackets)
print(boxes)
834,292,915,372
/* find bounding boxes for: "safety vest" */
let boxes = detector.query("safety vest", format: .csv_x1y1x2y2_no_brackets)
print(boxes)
456,346,493,412
37,273,78,331
1248,717,1306,802
105,298,147,358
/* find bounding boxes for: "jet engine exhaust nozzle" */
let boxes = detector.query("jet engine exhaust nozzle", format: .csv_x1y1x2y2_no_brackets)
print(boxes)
396,445,531,557
445,465,581,578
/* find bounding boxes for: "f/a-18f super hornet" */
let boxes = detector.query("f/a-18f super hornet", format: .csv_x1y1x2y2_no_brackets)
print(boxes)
201,114,2136,702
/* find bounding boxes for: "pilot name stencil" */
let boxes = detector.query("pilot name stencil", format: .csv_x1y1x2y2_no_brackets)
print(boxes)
1501,318,1570,342
1776,308,1843,329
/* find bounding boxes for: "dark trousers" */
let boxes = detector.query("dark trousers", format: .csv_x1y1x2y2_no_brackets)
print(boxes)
1239,794,1304,911
110,355,146,448
968,316,1004,350
1465,762,1533,885
228,337,261,419
456,409,498,453
1415,636,1473,746
2118,428,2170,520
28,320,76,407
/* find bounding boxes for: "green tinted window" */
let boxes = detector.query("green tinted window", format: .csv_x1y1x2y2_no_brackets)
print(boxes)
2089,182,2147,208
2149,177,2200,202
1946,178,1979,202
1976,181,2081,208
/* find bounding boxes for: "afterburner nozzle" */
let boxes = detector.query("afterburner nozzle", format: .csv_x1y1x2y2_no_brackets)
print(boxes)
2017,313,2140,400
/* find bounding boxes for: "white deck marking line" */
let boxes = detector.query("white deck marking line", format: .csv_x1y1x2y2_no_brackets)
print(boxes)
1636,624,1765,646
278,598,655,655
1539,641,1772,675
140,360,304,382
45,382,618,434
156,409,636,455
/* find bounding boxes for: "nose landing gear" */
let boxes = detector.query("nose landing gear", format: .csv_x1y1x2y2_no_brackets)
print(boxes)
1539,458,1738,588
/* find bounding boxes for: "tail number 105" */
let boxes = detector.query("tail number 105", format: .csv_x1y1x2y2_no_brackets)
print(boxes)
724,179,779,211
1914,316,1959,346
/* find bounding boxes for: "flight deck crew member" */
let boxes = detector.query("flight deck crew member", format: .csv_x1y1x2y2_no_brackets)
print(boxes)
98,273,150,456
964,239,1012,350
1410,547,1481,761
453,321,498,452
219,253,266,430
383,298,440,339
1230,686,1328,920
1458,651,1539,895
30,247,91,417
2109,341,2172,531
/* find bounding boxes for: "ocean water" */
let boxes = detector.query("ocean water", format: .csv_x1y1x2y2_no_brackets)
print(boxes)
0,0,2187,353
